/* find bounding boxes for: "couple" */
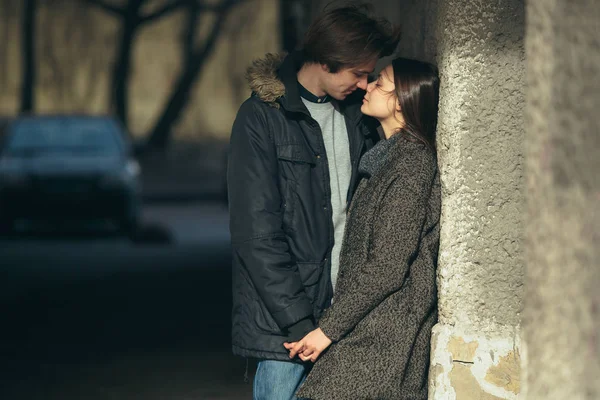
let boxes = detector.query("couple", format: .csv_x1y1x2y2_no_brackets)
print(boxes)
227,3,440,400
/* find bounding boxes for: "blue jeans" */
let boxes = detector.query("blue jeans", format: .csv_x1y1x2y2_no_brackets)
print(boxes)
253,360,308,400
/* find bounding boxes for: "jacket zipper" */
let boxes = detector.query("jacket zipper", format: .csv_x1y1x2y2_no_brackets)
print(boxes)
305,116,335,305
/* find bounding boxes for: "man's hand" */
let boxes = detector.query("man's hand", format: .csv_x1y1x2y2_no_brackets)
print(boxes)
283,328,332,362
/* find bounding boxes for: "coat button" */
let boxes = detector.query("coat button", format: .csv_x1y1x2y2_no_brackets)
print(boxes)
316,155,321,159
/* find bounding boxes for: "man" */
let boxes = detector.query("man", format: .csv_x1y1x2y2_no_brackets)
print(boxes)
227,4,400,399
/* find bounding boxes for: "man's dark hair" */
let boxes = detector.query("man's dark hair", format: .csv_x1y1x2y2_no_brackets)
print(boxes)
302,2,401,73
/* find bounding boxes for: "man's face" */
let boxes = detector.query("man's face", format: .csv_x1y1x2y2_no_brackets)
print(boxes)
321,60,378,100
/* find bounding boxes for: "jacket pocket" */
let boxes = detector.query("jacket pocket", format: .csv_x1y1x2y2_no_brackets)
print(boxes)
276,144,315,233
238,268,280,335
297,261,323,306
276,144,316,184
276,144,316,165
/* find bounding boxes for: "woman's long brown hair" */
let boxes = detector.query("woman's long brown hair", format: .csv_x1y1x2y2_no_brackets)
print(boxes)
392,57,440,152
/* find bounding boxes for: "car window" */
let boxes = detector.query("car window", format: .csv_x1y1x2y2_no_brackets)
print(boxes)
7,118,124,155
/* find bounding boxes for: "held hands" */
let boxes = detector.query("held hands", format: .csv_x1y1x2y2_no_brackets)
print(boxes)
283,328,332,363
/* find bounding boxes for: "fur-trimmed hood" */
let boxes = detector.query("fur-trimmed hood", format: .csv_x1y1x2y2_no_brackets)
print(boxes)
244,51,367,121
245,53,287,108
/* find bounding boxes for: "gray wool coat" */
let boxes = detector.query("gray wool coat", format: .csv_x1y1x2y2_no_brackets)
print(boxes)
296,133,441,400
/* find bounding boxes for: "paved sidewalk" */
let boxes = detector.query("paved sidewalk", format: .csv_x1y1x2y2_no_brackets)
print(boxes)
3,348,255,400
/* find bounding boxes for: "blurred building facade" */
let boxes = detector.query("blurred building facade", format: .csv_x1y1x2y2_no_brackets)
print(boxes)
0,0,279,140
524,0,600,398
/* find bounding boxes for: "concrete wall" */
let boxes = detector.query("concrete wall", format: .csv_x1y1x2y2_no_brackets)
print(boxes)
428,0,525,398
0,0,279,140
524,0,600,398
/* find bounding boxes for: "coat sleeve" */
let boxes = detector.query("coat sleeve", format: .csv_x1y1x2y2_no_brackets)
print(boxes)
318,145,436,342
228,99,314,332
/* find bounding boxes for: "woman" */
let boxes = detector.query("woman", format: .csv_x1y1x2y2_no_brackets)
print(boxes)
284,57,441,399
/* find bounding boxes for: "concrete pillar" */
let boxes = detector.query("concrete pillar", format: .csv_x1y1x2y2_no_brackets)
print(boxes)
428,0,525,398
524,0,600,398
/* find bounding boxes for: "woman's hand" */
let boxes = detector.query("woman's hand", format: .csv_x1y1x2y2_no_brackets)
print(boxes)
283,328,332,362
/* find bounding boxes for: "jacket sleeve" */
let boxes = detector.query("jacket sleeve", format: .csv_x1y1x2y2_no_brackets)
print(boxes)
228,99,315,332
318,146,436,342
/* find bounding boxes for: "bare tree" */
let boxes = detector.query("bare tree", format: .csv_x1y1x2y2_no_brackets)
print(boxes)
39,0,107,108
145,0,245,149
20,0,37,112
86,0,246,150
225,6,251,103
0,0,14,91
84,0,190,129
182,0,200,66
69,2,107,107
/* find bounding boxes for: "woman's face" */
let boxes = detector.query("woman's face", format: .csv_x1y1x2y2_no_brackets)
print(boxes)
360,64,399,122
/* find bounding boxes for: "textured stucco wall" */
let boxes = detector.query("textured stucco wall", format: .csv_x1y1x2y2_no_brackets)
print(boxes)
435,0,525,332
429,0,526,398
524,0,600,398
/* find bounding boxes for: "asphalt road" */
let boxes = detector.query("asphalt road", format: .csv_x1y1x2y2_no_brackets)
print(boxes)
0,202,255,400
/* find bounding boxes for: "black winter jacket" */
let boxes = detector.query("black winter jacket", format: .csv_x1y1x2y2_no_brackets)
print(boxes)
227,51,379,360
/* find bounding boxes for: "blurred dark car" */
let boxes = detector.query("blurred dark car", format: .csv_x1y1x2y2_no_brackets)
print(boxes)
0,115,142,235
0,116,12,140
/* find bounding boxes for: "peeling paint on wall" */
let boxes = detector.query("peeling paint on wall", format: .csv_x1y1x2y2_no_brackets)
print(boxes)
430,325,521,399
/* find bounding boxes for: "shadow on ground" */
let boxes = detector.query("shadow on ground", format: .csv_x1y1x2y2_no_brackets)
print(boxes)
0,212,254,399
